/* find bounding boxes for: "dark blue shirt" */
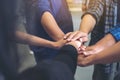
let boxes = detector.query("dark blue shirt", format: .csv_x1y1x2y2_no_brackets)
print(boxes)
25,0,73,61
109,1,120,42
109,24,120,42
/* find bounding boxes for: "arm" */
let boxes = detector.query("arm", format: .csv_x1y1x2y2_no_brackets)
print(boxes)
64,0,104,42
15,31,66,49
38,0,64,41
77,26,120,66
41,11,64,41
78,41,120,67
83,26,120,55
93,41,120,64
82,33,116,56
79,14,96,34
64,14,95,42
93,26,120,63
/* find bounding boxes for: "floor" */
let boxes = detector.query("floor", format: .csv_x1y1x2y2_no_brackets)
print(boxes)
71,11,93,80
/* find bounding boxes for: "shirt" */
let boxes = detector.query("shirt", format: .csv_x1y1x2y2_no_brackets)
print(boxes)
82,0,119,45
109,25,120,42
25,0,73,61
109,1,120,42
82,0,120,80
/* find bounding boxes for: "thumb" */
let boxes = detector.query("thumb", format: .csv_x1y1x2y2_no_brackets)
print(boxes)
83,46,94,56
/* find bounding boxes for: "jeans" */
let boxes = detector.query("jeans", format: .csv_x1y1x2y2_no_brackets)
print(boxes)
93,63,118,80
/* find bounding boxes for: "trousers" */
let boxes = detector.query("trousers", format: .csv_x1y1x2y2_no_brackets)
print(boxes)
18,45,78,80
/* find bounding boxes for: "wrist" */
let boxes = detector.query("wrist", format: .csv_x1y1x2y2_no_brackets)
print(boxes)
92,54,99,64
93,43,104,53
79,30,89,35
51,39,67,49
50,42,59,49
47,41,57,49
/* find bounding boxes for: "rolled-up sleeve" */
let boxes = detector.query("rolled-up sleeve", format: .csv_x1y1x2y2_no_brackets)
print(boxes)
109,24,120,42
38,0,53,20
81,0,105,24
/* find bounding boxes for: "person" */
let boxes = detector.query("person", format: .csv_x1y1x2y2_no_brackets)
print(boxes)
77,26,120,80
0,0,72,79
18,41,81,80
0,0,21,80
5,0,69,75
64,0,120,80
24,0,73,62
77,26,120,65
15,31,67,49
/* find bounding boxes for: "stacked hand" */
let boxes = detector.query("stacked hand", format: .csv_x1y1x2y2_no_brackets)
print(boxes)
64,31,88,42
64,31,102,67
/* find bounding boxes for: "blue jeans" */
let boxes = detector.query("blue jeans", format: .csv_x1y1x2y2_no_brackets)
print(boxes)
93,63,117,80
0,72,4,80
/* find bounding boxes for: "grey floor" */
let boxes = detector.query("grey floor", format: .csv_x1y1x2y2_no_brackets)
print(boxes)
71,11,93,80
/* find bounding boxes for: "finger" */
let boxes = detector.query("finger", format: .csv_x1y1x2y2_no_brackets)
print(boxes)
66,31,78,41
72,32,88,41
80,45,86,50
71,32,83,41
83,52,90,56
64,32,72,39
82,37,89,42
78,50,84,54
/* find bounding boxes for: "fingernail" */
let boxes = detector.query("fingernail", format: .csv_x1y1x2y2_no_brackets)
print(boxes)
79,38,82,42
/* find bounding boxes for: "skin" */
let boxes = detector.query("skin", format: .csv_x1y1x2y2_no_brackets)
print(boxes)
64,14,96,42
41,12,64,41
15,31,82,50
15,31,66,49
82,34,116,56
77,33,118,67
14,11,71,50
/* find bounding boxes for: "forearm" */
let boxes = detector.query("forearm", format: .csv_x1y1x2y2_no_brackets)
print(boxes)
93,42,120,64
77,42,120,66
93,33,116,52
26,35,55,48
80,0,105,34
15,31,59,48
79,14,96,34
77,33,117,66
41,11,64,41
54,45,78,74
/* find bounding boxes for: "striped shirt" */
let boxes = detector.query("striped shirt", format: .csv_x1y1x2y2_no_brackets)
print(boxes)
82,0,119,44
82,1,120,80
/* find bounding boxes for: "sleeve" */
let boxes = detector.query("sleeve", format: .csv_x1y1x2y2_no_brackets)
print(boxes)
38,0,53,20
81,0,105,24
54,45,77,74
109,24,120,42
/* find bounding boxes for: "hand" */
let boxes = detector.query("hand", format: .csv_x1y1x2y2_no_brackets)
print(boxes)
64,31,88,42
53,39,67,49
82,45,100,56
77,54,96,67
77,44,103,66
78,45,86,54
66,40,82,51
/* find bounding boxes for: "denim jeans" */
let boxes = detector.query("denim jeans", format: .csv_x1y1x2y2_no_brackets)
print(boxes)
0,72,5,80
93,63,118,80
